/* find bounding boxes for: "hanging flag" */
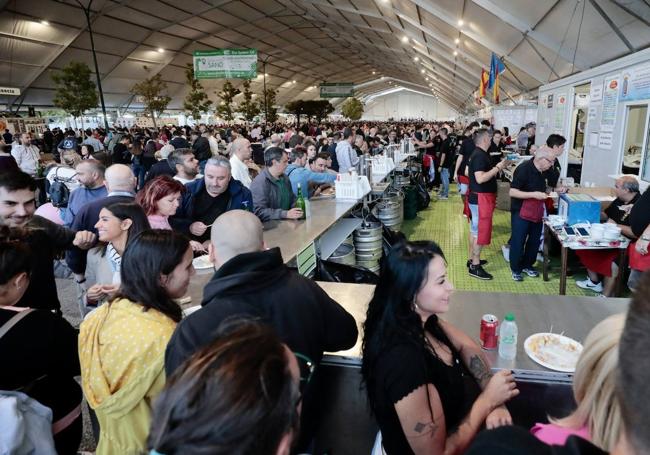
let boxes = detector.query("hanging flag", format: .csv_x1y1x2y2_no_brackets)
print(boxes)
479,68,489,98
488,53,506,104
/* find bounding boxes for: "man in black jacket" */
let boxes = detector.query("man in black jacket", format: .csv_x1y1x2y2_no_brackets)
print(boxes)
191,130,211,172
165,209,358,449
0,171,95,312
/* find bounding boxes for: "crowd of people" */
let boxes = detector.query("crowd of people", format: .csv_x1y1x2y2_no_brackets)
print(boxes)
0,117,649,455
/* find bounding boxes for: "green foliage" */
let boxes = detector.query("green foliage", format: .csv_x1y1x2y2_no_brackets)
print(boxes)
258,87,278,123
183,64,212,120
285,100,305,125
285,99,335,124
51,61,98,118
341,97,364,120
239,79,260,122
216,81,241,121
306,100,334,123
130,74,171,128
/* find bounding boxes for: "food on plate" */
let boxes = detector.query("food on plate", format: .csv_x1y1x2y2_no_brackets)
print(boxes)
525,333,583,372
192,254,213,269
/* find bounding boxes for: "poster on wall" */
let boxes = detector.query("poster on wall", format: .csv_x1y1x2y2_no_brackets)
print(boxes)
589,81,603,102
598,132,613,149
553,93,567,132
600,75,620,132
588,106,598,122
620,63,650,102
547,94,554,108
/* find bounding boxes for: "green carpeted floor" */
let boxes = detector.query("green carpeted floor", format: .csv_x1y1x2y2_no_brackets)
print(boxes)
401,189,595,296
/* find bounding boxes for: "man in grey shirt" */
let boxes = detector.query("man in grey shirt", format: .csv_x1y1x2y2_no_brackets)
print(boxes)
335,128,359,173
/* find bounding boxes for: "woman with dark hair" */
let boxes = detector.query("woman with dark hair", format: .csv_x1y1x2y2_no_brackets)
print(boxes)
79,201,150,315
0,227,82,454
148,318,301,455
81,143,95,160
361,241,519,455
79,229,195,455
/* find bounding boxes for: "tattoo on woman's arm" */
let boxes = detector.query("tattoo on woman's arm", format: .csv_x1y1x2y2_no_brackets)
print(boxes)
469,355,492,386
413,421,438,437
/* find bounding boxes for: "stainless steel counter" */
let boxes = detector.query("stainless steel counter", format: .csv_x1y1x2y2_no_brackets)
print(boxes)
262,197,362,263
316,283,628,384
184,277,628,383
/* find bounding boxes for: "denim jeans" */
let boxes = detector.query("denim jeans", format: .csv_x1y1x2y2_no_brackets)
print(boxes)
510,211,543,273
439,168,450,197
132,162,146,190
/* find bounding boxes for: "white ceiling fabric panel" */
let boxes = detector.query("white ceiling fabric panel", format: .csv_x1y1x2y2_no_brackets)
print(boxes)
0,0,648,113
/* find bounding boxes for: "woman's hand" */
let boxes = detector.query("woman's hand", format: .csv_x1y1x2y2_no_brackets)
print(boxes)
86,284,104,302
636,238,649,255
485,405,513,429
190,240,207,252
101,284,119,299
479,370,519,411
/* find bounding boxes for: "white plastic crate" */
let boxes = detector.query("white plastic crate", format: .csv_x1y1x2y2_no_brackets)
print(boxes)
335,175,371,200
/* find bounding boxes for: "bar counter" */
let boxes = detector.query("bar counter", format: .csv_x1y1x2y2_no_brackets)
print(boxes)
185,274,628,383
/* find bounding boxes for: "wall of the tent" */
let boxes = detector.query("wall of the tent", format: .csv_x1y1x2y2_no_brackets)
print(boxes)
536,48,650,190
361,91,457,121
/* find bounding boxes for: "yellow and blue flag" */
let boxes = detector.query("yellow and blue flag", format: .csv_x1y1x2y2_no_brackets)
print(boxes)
488,53,505,103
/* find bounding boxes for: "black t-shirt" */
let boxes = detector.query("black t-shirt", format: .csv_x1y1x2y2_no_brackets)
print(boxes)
468,147,496,204
542,158,562,188
0,309,81,421
510,159,547,213
370,317,481,455
630,189,650,238
604,193,640,225
467,426,607,455
111,143,131,164
439,138,456,170
193,189,231,241
458,136,475,177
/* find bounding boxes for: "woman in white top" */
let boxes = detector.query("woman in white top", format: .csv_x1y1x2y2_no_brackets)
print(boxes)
79,201,150,316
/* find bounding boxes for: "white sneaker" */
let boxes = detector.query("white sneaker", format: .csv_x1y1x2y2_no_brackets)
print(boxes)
576,278,603,293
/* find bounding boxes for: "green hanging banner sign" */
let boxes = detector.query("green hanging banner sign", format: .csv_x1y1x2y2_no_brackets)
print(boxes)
193,49,257,79
320,83,354,98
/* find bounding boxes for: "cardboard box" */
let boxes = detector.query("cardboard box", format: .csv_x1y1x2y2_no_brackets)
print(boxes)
559,193,601,225
569,187,616,210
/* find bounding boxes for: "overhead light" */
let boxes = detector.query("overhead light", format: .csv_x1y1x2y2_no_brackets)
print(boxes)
413,57,419,62
425,77,429,80
457,19,464,26
401,36,408,43
372,71,376,75
420,69,425,73
292,80,297,83
40,20,49,25
157,48,165,53
454,38,460,44
453,51,458,56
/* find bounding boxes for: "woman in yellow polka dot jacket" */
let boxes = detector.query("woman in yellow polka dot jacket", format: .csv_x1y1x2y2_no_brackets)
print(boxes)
79,230,195,455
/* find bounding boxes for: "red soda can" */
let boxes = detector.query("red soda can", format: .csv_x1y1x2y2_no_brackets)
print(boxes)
480,314,499,350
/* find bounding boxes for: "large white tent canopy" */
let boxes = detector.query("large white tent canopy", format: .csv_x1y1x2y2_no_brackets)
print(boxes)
2,0,650,114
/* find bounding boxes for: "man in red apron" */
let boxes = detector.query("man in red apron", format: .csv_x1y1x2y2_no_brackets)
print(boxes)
628,187,650,291
575,176,640,296
467,129,507,280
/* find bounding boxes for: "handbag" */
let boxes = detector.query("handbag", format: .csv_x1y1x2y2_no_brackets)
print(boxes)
519,198,545,223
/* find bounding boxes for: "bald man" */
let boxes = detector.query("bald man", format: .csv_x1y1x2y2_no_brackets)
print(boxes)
165,209,358,451
66,164,137,277
229,137,254,188
575,175,641,296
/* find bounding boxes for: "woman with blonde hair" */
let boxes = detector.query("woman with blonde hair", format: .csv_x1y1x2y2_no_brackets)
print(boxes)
531,313,625,451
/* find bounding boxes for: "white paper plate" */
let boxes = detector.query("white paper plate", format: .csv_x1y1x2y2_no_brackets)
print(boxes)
192,255,213,270
524,333,583,373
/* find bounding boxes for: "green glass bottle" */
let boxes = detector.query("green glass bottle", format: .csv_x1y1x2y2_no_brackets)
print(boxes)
296,182,306,219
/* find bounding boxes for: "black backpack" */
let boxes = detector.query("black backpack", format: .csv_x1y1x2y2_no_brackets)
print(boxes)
49,168,72,208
